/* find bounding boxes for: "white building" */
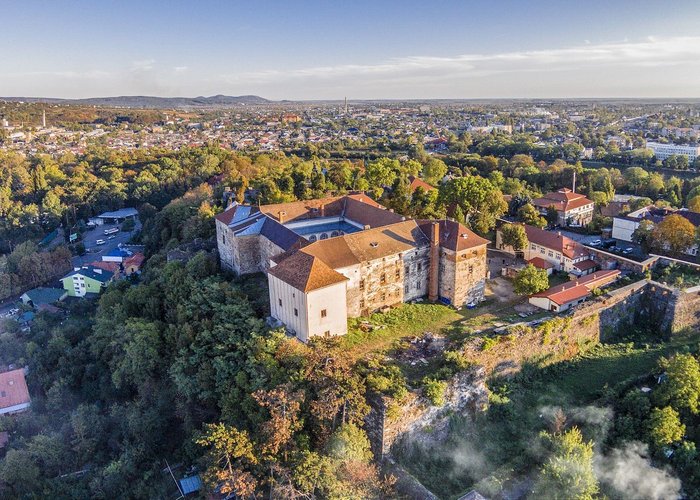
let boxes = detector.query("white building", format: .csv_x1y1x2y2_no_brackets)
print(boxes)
646,142,700,161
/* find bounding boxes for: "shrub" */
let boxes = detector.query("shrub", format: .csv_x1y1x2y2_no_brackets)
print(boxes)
422,378,447,406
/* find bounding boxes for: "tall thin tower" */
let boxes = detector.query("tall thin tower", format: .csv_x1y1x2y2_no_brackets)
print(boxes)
344,97,348,115
42,109,46,128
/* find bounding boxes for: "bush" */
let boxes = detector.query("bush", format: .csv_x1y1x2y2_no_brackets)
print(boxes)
422,378,447,406
121,219,136,232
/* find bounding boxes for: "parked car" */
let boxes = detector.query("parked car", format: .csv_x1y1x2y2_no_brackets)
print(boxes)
107,235,116,240
622,247,634,255
589,239,601,246
95,239,106,245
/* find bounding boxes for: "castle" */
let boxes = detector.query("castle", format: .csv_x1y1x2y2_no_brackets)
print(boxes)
215,193,488,341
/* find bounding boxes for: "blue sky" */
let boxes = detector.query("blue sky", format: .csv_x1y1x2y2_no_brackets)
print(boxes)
2,0,700,99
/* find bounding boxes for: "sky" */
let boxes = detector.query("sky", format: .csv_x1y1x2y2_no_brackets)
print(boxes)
2,0,700,100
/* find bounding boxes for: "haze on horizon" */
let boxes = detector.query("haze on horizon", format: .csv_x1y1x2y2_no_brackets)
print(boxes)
3,0,700,100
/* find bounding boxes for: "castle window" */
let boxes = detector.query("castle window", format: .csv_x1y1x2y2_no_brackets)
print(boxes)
395,269,400,279
405,265,409,275
360,299,365,308
321,309,327,318
222,233,226,243
405,284,409,293
309,235,317,242
416,281,421,290
380,273,386,284
360,280,365,290
278,298,282,307
469,265,473,274
320,233,328,240
417,263,422,272
294,308,298,317
381,292,386,301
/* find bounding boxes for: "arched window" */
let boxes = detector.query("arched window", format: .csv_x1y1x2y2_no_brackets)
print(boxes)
331,230,340,237
309,235,317,242
320,233,328,240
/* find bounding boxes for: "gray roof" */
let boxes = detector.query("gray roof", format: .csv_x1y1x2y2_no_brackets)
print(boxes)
64,266,114,283
21,287,66,306
98,208,138,219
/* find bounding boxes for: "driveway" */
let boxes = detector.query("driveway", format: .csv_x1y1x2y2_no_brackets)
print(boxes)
72,221,142,268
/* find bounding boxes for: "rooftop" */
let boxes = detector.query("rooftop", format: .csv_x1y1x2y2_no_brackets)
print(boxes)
532,188,594,212
0,369,31,412
532,269,621,305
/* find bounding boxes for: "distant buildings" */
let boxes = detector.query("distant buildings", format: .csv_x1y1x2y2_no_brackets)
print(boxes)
531,188,595,227
216,195,488,341
646,141,700,162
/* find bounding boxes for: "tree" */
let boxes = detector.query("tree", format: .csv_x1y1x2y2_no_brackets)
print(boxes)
253,384,304,461
438,175,507,233
648,406,685,448
632,219,655,254
651,214,695,254
532,428,599,500
545,205,560,227
624,167,649,194
500,224,528,252
655,353,700,415
196,423,258,498
513,264,549,295
422,158,447,185
687,196,700,213
517,203,547,228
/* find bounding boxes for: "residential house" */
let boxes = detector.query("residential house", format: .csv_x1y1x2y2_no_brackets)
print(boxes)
529,270,621,312
496,224,595,276
61,266,114,297
532,188,595,226
0,369,31,416
613,206,700,257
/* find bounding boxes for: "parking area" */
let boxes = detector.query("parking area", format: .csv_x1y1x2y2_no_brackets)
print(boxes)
72,221,141,268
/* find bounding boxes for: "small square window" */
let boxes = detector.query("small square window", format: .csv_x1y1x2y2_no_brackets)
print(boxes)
321,309,327,318
278,298,282,307
395,269,400,279
380,273,386,284
417,263,422,272
359,280,365,290
294,308,298,317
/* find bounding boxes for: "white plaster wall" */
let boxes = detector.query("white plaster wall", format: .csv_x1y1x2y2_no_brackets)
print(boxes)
268,274,309,340
307,283,348,338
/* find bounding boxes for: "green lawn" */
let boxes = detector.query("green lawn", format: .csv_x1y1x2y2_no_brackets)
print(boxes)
394,331,700,499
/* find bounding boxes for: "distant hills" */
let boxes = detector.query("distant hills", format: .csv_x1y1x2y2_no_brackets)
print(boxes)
0,94,270,108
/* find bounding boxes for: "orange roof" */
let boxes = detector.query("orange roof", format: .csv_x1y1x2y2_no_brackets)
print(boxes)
528,257,554,269
124,252,145,268
0,369,30,411
408,176,436,192
418,219,489,252
88,261,120,273
523,224,588,260
268,252,348,292
532,188,594,213
531,270,620,305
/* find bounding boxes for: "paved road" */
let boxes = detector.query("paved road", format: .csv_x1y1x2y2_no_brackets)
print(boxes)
72,221,142,268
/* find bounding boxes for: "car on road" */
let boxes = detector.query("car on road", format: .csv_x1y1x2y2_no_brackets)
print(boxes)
622,247,634,255
107,235,116,240
95,239,106,245
589,239,601,246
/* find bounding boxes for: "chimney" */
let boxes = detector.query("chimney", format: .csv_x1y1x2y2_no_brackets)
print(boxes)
278,211,286,224
572,170,576,193
319,204,325,217
428,222,440,302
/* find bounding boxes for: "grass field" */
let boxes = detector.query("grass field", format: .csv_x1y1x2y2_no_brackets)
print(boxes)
395,330,700,499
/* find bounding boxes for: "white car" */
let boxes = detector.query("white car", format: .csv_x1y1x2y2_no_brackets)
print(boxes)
95,239,106,245
589,239,601,246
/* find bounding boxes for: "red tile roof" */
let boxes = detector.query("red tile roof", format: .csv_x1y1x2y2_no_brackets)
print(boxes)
408,176,436,193
528,257,554,269
532,188,594,213
268,252,348,292
523,224,588,260
0,369,30,412
531,270,620,305
418,219,489,252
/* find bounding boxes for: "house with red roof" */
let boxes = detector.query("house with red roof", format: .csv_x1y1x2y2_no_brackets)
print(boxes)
497,224,596,276
532,188,594,226
529,270,620,312
0,369,31,416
